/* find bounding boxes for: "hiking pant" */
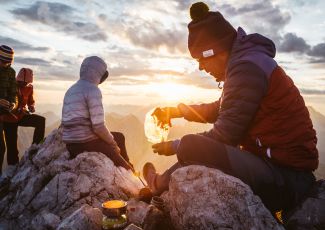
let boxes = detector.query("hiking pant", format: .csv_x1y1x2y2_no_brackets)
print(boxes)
155,134,315,213
2,114,46,167
66,132,133,171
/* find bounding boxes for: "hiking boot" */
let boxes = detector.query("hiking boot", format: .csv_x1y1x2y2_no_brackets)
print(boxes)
143,162,158,195
138,187,153,203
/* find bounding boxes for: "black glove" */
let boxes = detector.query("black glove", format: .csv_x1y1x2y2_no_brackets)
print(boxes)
152,141,177,156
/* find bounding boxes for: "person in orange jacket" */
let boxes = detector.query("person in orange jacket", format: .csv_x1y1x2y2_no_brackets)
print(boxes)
3,68,45,167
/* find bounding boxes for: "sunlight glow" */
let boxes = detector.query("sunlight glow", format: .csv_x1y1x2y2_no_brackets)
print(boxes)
148,82,193,102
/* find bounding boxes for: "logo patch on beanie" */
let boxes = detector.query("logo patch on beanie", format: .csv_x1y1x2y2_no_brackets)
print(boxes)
202,49,214,58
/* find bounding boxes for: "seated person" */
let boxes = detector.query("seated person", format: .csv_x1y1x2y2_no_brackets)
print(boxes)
3,68,46,167
143,2,318,217
61,56,133,171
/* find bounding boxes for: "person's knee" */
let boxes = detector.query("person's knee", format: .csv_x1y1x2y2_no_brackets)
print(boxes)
177,134,197,162
34,115,45,128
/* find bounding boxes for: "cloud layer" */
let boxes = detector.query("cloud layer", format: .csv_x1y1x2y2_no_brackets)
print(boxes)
0,36,50,52
11,1,107,42
1,0,324,96
218,1,325,63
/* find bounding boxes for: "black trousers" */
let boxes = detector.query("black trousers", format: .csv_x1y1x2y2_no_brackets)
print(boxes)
0,114,46,172
66,132,133,171
156,134,315,213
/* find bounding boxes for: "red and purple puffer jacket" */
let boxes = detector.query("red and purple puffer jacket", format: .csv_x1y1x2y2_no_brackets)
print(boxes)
179,27,318,171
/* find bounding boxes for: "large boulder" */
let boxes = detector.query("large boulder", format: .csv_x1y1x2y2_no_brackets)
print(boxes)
0,128,143,230
162,165,284,230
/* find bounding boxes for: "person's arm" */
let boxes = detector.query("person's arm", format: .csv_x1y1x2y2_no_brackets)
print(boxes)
202,62,268,146
152,100,220,128
177,100,220,123
8,69,17,109
86,88,116,146
87,88,135,171
28,86,35,113
151,107,182,127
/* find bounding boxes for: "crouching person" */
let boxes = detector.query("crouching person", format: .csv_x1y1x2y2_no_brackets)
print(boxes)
61,56,133,171
3,68,46,168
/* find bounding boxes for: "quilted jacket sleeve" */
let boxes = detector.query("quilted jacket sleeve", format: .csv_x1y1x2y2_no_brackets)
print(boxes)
202,61,268,146
178,100,220,123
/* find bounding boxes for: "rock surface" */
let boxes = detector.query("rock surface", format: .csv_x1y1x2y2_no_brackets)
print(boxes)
56,204,102,230
127,199,151,226
0,128,143,229
127,199,173,230
163,165,284,230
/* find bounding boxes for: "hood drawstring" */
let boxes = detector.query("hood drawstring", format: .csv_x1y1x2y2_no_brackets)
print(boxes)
217,81,223,89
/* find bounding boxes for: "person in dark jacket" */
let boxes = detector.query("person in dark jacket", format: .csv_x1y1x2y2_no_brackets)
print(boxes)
3,68,46,168
0,45,17,175
143,2,318,217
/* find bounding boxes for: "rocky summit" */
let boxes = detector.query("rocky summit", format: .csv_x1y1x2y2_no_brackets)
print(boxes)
0,128,143,229
0,128,323,230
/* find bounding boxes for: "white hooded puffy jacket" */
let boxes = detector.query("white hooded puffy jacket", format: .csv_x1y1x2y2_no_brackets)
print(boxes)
61,56,114,144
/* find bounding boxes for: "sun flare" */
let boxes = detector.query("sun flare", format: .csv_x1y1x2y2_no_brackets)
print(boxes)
149,82,193,103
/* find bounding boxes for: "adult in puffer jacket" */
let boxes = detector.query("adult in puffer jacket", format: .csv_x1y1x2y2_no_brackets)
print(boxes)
143,2,318,217
62,56,133,171
3,68,46,168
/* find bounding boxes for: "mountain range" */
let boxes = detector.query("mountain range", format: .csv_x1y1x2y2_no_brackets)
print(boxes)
3,105,325,179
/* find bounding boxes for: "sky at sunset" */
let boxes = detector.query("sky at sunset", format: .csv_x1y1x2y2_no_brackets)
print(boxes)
1,0,325,114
